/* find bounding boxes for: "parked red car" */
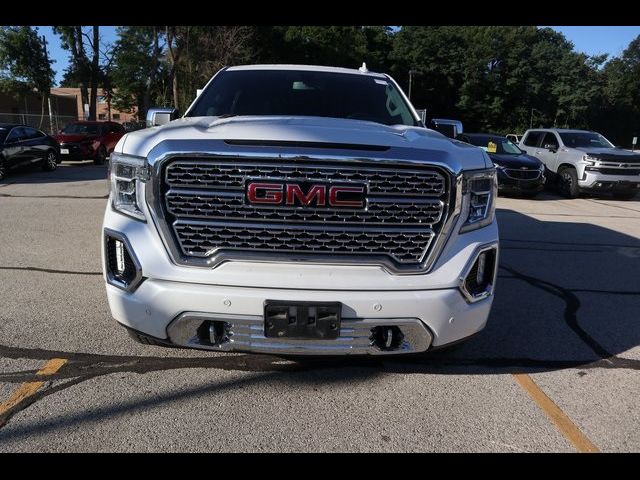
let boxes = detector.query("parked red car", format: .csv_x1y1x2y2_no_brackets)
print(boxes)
55,121,125,164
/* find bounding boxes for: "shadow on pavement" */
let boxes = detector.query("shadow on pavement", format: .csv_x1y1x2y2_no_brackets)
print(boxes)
0,161,108,187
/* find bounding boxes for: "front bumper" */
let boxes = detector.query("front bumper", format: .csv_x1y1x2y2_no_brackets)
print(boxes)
106,276,495,355
59,143,94,160
579,170,640,190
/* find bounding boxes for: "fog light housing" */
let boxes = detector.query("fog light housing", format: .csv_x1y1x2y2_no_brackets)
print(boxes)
459,245,498,303
104,229,143,292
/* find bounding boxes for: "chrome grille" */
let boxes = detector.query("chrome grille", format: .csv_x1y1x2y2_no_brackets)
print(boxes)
174,222,434,263
166,191,444,225
166,161,445,196
159,157,450,271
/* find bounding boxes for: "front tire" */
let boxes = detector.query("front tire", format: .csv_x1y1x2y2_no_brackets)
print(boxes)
94,145,107,165
42,150,58,171
558,167,580,198
0,156,6,180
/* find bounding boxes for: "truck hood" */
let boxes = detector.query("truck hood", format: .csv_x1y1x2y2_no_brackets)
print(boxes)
117,116,490,170
575,146,640,162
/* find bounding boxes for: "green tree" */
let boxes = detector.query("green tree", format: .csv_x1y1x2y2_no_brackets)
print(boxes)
0,26,55,128
0,26,54,94
111,26,165,119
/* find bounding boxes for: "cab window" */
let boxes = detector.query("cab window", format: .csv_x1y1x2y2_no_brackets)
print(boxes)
542,132,559,149
523,131,543,147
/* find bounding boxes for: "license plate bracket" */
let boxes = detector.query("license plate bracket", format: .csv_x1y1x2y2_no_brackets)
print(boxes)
264,300,341,339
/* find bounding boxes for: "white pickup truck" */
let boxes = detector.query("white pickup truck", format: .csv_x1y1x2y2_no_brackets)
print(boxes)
519,128,640,199
102,64,499,355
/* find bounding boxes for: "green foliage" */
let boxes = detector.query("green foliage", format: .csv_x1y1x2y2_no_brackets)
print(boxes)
13,25,634,146
111,26,166,116
0,26,54,95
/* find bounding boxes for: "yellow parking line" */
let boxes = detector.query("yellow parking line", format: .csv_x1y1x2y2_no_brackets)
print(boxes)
513,373,599,453
0,358,67,416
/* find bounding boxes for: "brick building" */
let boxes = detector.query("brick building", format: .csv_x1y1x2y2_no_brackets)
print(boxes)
50,87,138,123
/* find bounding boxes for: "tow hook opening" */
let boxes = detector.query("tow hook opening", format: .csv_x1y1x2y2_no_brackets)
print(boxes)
370,326,404,351
196,320,231,346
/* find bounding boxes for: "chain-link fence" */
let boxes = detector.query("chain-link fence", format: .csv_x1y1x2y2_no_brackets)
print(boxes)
0,113,79,135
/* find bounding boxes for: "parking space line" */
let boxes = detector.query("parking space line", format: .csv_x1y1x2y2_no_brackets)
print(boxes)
0,358,67,417
513,373,599,453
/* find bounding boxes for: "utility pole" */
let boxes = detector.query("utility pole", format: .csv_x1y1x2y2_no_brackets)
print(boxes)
408,70,421,102
530,108,542,129
42,34,54,134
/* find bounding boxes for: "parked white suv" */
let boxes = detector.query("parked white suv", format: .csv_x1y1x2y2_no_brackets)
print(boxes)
519,128,640,199
102,64,499,355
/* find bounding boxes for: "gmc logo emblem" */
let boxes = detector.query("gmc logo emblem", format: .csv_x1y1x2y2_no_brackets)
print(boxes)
245,181,366,209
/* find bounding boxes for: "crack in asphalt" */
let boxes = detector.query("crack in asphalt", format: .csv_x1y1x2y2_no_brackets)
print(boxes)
500,237,640,249
0,193,108,199
0,266,102,276
584,198,640,214
0,263,638,431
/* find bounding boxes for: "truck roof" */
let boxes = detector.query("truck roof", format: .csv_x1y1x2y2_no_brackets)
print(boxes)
226,64,388,79
526,128,595,133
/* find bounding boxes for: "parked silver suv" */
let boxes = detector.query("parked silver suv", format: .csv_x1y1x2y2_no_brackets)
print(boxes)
519,128,640,199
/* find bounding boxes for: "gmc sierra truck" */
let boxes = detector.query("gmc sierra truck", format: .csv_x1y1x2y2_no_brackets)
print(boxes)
102,64,499,355
519,128,640,199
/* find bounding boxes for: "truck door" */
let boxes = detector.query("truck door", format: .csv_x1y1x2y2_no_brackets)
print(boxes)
535,132,561,173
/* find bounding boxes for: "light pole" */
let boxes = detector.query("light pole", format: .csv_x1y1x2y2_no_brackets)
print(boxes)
408,70,420,102
530,108,542,129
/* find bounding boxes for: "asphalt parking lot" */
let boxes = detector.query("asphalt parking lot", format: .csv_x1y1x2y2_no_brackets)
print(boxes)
0,161,638,452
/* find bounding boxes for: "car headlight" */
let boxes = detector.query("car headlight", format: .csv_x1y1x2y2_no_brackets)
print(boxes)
582,154,599,166
109,152,149,221
459,169,497,233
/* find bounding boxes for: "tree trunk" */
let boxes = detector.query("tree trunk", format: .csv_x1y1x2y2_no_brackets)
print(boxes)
166,26,182,112
172,72,179,111
89,26,99,121
73,26,89,120
143,26,161,119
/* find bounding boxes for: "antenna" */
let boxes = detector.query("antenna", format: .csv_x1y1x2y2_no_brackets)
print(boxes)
359,62,368,73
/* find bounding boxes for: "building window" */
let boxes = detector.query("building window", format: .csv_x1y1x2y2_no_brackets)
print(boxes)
98,113,106,120
112,114,120,120
97,96,106,104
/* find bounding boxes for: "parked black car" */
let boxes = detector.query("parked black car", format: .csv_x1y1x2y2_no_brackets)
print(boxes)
0,123,60,180
457,133,546,197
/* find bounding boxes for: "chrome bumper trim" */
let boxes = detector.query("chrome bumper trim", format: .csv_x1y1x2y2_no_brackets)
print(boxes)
166,312,433,355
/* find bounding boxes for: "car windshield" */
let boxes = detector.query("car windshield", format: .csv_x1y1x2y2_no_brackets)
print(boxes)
559,132,614,148
187,69,419,127
62,123,100,135
466,135,522,154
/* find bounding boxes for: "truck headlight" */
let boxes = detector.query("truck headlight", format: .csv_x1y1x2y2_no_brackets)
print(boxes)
582,155,598,166
459,169,497,233
109,152,149,221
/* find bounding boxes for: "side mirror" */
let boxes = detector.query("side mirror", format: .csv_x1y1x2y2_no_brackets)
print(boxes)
146,107,179,127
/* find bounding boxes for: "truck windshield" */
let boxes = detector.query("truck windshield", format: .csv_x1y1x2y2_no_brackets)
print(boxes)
559,132,614,149
187,69,419,127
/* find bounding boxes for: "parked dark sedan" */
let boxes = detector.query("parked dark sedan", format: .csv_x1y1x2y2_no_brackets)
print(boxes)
0,123,60,181
54,121,125,164
458,133,546,196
